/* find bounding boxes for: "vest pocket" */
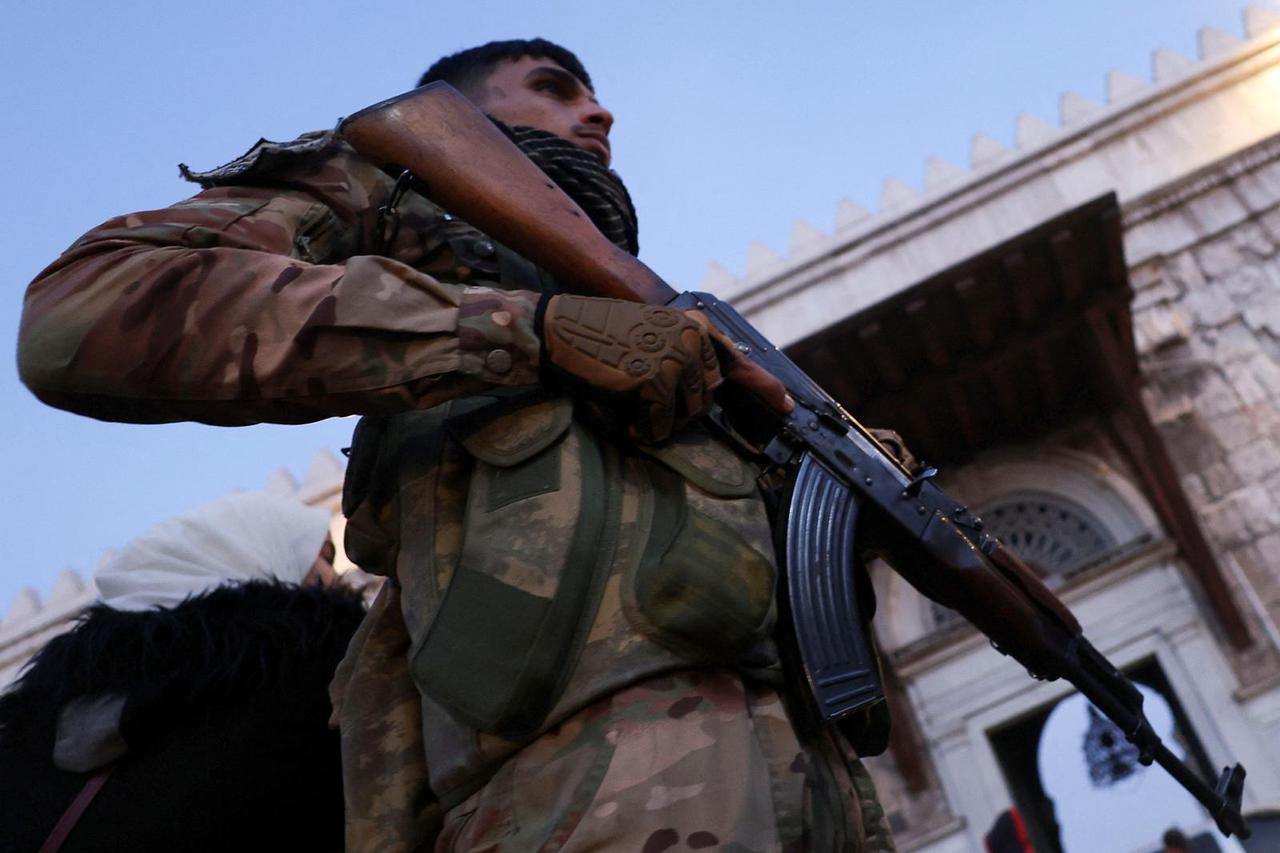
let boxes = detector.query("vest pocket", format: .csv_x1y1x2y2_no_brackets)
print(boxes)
412,397,616,737
486,448,561,511
628,460,776,660
638,424,758,498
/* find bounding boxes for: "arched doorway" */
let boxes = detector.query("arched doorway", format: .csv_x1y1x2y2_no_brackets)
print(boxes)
988,659,1242,853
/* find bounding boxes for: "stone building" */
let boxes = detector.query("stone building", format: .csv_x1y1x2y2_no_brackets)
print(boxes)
698,6,1280,851
6,6,1280,852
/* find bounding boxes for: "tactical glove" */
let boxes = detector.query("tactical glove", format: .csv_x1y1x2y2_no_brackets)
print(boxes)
541,294,728,442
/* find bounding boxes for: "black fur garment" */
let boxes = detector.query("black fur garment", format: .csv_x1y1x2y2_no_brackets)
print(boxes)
0,581,365,853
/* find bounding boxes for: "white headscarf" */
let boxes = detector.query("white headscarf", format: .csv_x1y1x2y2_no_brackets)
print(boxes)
95,491,333,611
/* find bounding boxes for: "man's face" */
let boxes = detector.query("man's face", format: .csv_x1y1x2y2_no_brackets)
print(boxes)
474,55,614,165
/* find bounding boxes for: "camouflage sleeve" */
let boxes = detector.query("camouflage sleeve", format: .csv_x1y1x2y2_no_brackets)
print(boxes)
17,149,542,426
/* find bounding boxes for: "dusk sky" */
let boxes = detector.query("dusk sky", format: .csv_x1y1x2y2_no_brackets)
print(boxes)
1,0,1252,617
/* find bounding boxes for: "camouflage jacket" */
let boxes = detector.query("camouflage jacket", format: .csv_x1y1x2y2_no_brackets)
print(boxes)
19,133,543,426
19,136,885,851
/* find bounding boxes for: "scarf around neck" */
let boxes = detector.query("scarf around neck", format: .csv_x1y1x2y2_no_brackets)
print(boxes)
493,120,640,256
181,121,640,256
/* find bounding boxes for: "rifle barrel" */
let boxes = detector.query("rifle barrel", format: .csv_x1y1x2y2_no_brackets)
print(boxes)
1071,649,1250,838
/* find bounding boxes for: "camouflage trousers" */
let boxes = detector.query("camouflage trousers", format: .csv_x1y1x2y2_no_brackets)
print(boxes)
333,585,895,852
331,582,440,850
437,671,895,852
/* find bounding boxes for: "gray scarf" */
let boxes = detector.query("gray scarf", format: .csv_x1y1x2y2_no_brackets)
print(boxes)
495,121,640,256
181,124,640,256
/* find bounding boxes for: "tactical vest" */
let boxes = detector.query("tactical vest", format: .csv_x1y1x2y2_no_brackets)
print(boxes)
333,175,782,805
348,388,785,802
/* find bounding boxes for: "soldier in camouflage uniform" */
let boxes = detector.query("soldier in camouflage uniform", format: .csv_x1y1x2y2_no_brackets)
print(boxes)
19,39,896,852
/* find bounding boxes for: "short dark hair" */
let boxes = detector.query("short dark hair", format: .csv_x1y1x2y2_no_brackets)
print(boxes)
418,39,593,100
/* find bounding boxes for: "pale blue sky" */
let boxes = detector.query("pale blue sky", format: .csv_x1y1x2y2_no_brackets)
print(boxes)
0,0,1250,613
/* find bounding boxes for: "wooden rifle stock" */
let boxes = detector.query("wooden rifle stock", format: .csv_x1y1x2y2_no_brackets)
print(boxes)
339,82,674,304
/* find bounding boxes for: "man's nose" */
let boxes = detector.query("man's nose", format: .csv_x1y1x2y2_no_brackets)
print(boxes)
582,101,614,133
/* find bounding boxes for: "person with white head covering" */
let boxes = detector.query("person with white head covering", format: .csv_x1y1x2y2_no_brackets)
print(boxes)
0,490,364,853
94,490,335,612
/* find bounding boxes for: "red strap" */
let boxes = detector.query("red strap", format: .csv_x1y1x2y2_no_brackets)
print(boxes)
1009,806,1034,853
39,765,114,853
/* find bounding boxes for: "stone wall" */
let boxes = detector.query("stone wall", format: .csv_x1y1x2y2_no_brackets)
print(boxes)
1127,133,1280,685
856,132,1280,851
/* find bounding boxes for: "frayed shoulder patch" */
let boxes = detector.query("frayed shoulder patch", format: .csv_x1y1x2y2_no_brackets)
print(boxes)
179,131,336,188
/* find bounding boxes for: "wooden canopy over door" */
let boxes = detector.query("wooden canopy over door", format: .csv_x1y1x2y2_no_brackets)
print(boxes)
784,192,1251,650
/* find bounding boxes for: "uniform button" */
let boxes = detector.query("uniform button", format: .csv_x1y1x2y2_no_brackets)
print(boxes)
485,349,513,374
473,239,495,258
441,213,454,222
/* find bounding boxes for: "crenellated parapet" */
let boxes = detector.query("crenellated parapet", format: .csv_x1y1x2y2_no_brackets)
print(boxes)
0,448,349,689
702,6,1280,352
0,568,95,689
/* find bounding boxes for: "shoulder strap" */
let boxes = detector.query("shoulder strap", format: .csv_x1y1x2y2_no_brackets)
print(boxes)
39,765,114,853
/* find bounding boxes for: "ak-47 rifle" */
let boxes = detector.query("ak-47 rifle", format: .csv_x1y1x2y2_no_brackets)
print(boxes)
338,82,1251,839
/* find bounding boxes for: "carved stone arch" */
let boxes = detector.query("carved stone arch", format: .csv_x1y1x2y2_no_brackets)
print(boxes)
872,447,1162,653
979,493,1116,579
937,446,1159,545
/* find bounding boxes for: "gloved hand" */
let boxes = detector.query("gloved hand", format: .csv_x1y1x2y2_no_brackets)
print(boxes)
541,294,726,442
542,293,793,443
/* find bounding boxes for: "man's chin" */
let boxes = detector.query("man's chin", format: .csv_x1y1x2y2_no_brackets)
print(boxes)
576,139,611,166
